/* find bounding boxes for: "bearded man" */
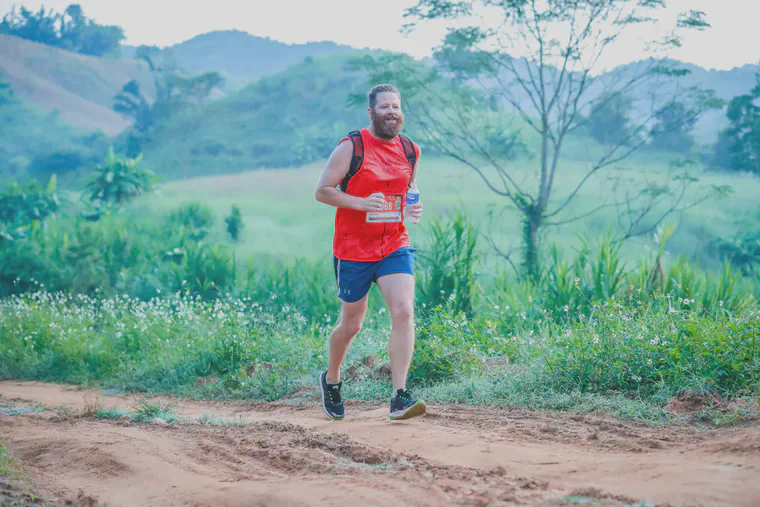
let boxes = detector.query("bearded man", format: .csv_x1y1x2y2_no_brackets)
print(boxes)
314,84,425,421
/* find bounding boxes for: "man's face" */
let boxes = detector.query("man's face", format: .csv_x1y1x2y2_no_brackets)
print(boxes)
369,91,404,139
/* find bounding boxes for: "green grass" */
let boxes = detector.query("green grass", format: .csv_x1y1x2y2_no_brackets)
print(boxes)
345,374,677,424
0,439,60,507
94,407,125,420
0,441,23,480
130,399,178,423
127,152,760,274
1,290,757,425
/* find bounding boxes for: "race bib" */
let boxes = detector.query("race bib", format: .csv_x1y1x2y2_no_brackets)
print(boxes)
366,194,403,223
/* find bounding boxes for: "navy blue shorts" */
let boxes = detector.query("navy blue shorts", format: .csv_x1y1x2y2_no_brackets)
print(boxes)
333,247,415,303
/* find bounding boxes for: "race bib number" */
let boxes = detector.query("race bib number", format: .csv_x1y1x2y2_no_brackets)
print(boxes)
366,194,403,223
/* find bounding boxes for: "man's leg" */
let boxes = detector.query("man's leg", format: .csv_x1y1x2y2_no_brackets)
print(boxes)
376,273,415,392
326,295,368,383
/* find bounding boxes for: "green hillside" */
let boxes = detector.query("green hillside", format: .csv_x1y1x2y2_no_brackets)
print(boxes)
0,34,155,135
138,53,371,178
599,59,760,144
0,73,106,183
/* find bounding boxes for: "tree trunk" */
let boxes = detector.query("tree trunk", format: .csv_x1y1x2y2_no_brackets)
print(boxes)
521,208,542,281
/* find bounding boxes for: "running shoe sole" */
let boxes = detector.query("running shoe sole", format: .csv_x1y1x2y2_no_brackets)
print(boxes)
319,371,344,420
390,400,426,420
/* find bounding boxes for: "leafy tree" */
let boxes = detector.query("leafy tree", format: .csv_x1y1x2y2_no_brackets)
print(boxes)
113,80,154,135
357,1,723,279
225,205,244,242
650,101,697,153
711,129,734,170
720,72,760,174
83,147,157,217
58,4,124,57
114,46,224,156
29,150,90,178
0,175,59,243
0,4,124,57
710,208,760,276
0,5,59,47
587,93,636,146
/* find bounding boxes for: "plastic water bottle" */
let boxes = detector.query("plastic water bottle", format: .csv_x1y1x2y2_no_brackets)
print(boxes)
406,182,420,224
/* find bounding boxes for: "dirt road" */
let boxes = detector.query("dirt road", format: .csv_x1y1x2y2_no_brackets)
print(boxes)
0,381,757,506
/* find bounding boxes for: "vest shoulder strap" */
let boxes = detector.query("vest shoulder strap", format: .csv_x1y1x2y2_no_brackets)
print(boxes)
398,134,417,170
340,130,364,192
340,132,417,192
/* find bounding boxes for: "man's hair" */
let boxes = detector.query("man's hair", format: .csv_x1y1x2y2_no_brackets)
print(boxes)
368,84,400,110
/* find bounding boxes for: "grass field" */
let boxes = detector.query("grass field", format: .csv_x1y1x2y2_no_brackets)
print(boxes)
130,150,760,273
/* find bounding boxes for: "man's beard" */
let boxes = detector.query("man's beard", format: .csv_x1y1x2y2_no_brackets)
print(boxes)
371,110,404,139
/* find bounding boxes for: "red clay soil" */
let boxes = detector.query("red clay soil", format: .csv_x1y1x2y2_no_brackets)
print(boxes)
0,381,757,506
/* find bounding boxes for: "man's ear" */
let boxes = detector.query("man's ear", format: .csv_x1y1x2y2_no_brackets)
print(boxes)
366,107,372,119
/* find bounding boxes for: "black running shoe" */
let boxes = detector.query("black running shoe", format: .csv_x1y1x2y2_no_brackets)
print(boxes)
390,388,426,420
319,371,344,420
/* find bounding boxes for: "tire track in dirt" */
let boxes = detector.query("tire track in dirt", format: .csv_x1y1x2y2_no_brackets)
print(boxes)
1,381,759,506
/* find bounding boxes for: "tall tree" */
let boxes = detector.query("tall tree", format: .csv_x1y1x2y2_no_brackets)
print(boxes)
59,4,124,57
0,3,123,57
0,5,59,46
587,92,635,146
357,0,723,279
649,100,696,153
113,46,224,156
722,71,760,174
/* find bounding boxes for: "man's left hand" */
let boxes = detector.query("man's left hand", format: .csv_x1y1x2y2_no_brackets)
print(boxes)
407,202,423,224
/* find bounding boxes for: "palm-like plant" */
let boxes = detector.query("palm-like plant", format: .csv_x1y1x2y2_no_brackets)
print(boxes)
112,47,224,136
84,147,157,214
113,80,154,133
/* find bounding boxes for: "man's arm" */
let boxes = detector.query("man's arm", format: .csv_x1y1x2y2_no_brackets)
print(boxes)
315,141,384,211
406,144,423,223
408,144,421,188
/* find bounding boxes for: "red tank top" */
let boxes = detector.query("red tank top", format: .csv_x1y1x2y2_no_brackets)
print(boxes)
333,128,419,262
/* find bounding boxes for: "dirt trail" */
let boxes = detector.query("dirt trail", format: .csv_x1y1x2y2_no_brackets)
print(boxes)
1,381,758,506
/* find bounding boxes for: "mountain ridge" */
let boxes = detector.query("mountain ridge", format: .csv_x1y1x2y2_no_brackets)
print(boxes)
121,29,359,88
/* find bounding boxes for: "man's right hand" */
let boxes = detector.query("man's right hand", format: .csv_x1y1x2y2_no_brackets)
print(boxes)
357,192,386,211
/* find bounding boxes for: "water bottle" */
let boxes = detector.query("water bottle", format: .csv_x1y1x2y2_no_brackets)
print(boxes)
406,182,420,224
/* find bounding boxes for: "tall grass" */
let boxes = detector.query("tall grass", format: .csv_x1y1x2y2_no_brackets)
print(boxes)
1,286,757,404
1,200,758,418
1,204,758,320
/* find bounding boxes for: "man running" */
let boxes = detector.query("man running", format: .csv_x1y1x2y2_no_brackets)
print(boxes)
314,83,425,421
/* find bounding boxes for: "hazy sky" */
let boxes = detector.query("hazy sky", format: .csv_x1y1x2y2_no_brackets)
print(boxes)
1,0,758,71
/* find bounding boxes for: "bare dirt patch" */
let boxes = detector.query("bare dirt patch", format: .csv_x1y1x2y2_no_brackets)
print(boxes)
1,381,758,506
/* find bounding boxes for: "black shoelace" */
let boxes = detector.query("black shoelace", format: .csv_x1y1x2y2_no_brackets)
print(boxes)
327,383,342,404
396,389,412,403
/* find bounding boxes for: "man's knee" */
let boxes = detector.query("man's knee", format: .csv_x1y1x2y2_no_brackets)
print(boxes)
390,302,414,324
338,315,363,337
